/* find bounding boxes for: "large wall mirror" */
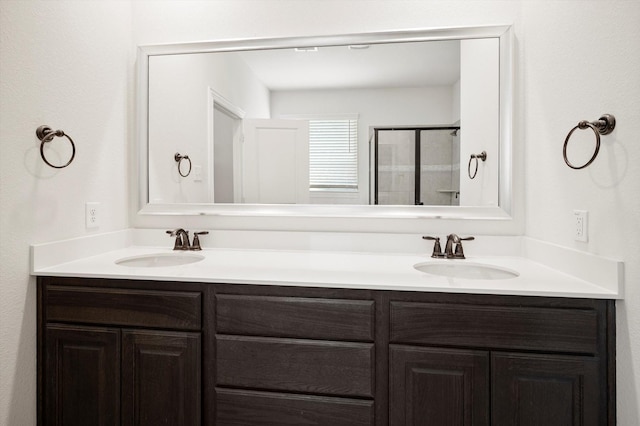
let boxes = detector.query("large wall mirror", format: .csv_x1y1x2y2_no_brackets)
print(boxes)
137,25,513,219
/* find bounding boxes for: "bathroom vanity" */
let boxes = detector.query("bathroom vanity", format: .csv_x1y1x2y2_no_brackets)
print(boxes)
32,229,622,425
36,250,617,425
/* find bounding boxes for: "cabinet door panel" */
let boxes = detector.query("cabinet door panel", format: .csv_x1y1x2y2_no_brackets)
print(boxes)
45,325,120,426
217,335,374,397
389,346,489,426
122,330,201,426
216,388,374,426
492,353,601,426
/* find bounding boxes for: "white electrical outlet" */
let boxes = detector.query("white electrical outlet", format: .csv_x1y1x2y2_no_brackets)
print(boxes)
86,202,100,229
574,210,588,242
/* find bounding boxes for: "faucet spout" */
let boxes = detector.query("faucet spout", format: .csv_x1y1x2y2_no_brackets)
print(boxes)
167,228,190,250
445,234,474,259
444,234,460,257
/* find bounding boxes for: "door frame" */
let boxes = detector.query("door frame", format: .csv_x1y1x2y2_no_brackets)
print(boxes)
208,88,246,203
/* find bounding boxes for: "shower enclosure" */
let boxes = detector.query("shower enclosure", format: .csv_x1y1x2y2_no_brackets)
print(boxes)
371,126,460,206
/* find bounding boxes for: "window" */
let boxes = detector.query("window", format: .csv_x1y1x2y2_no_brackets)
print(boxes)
308,118,358,190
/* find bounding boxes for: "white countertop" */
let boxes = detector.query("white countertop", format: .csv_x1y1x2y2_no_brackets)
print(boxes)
31,230,623,299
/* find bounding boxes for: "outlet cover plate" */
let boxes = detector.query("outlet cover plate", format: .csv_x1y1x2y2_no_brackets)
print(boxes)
86,202,100,229
574,210,588,242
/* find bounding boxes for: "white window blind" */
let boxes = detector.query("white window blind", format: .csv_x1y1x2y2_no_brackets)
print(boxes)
309,119,358,189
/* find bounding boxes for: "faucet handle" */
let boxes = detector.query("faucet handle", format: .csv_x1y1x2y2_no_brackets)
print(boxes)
191,231,209,251
453,236,475,259
422,236,445,258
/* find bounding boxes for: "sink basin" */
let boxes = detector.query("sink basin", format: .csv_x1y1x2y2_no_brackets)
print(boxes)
414,261,519,280
115,253,205,267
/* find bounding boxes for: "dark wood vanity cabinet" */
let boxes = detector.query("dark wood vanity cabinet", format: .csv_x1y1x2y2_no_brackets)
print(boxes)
387,295,614,426
38,277,615,426
213,287,377,426
38,278,203,426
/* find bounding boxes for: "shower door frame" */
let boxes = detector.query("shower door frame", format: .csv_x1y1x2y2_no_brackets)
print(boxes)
373,126,460,205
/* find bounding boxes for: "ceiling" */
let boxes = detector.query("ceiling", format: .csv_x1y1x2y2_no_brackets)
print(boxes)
235,39,461,91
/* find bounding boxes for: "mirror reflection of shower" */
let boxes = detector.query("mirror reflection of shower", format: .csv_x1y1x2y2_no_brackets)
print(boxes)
371,126,460,206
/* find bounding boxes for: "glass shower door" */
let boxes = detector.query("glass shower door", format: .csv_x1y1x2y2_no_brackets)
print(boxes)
419,129,460,206
375,130,416,205
372,127,460,205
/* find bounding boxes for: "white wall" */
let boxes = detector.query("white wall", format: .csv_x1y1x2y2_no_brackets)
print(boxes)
459,38,500,207
272,85,454,204
2,1,639,424
0,2,132,424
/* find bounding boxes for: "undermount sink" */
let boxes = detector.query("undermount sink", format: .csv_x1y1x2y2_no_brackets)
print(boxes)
414,261,519,280
115,253,205,267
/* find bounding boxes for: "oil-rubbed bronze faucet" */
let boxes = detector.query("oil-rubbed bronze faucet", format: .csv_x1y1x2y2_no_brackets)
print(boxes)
166,229,209,250
423,234,475,259
444,233,475,259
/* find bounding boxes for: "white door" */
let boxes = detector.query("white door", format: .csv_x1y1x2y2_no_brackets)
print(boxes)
242,119,310,204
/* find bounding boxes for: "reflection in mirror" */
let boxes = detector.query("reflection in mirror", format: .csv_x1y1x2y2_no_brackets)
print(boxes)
139,26,513,218
373,127,461,206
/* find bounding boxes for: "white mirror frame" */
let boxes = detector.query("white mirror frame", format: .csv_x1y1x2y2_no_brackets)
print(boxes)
136,25,513,220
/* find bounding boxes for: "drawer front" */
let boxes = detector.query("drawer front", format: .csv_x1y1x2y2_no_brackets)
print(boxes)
216,388,374,426
390,301,599,354
216,294,374,341
216,335,374,398
46,285,201,330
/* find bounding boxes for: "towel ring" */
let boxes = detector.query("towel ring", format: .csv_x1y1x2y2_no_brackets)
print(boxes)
468,151,487,179
563,114,616,170
36,125,76,169
174,152,192,177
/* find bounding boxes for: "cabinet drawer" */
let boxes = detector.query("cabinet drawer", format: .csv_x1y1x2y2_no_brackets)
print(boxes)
216,388,374,426
216,294,374,341
46,285,201,330
390,301,599,354
216,335,374,398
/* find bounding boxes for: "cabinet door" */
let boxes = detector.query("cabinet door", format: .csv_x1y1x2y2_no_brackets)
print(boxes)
121,330,201,426
389,346,490,426
44,324,120,426
492,353,602,426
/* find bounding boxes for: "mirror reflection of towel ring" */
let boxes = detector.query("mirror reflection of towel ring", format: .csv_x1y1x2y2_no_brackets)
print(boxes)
468,151,487,179
36,125,76,169
174,153,192,177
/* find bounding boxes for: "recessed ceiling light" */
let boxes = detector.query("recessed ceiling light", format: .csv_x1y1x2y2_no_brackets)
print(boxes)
349,45,370,50
294,47,318,52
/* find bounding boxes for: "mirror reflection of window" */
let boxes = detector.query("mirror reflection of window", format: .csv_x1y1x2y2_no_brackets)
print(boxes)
309,117,358,192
